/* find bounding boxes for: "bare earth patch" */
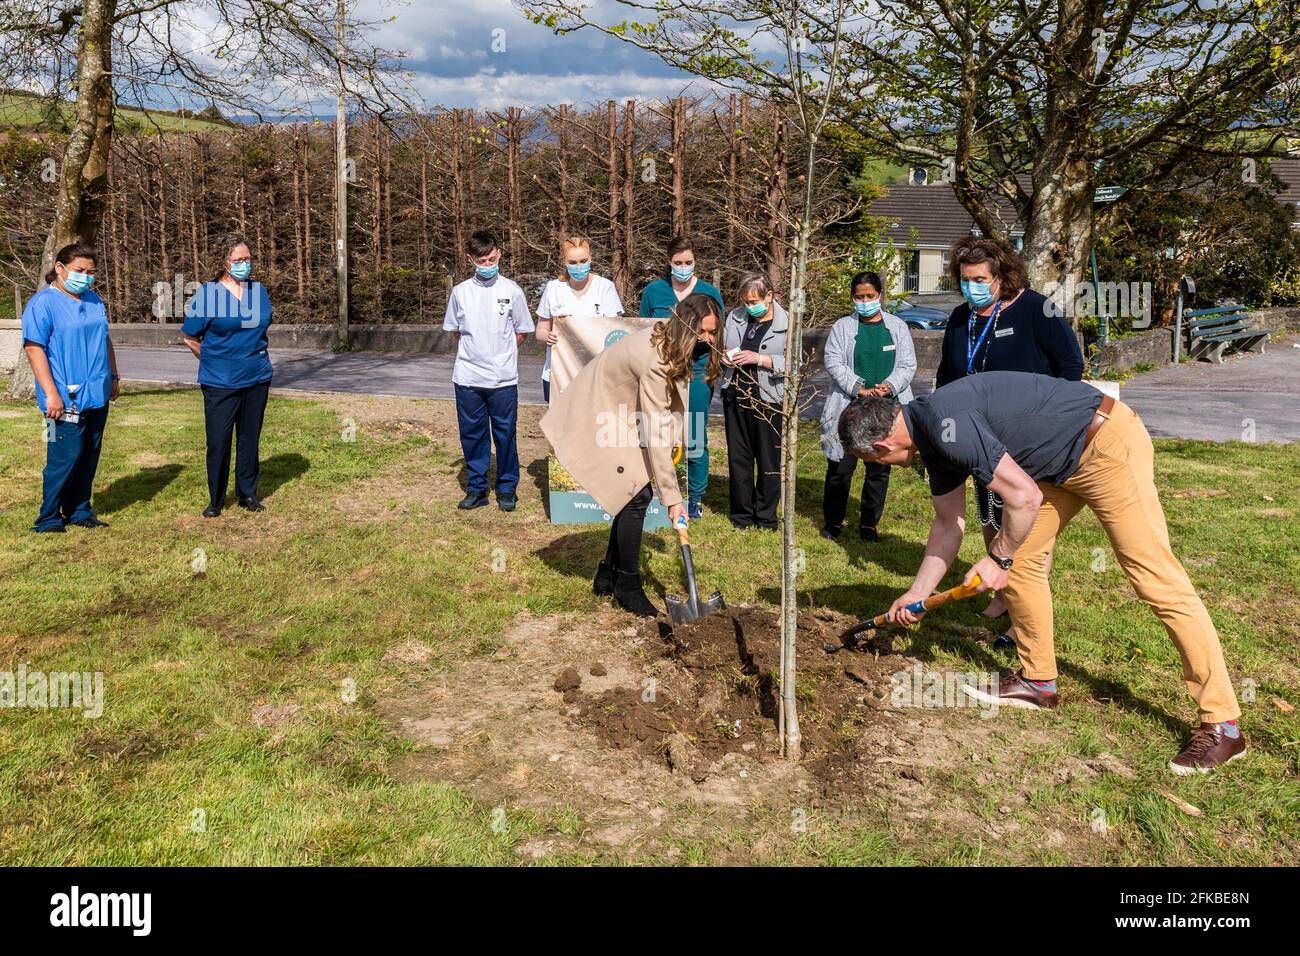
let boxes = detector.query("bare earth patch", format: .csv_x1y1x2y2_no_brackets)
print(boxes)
378,606,1113,863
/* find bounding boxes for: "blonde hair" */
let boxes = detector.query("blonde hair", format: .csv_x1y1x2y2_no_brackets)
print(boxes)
559,236,591,278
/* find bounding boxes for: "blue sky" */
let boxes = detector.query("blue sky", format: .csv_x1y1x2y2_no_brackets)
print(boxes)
362,0,712,109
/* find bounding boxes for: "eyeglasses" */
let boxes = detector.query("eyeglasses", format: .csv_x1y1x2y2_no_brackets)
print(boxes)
230,257,251,264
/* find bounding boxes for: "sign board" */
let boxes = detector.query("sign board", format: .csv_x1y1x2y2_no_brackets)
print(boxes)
1093,186,1128,203
546,312,683,528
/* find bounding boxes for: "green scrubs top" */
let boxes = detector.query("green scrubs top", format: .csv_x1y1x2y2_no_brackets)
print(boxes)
853,318,895,388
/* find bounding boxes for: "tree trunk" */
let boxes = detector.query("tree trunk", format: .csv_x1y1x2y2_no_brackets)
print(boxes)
671,97,686,235
765,105,789,295
607,101,624,295
622,100,635,287
557,104,571,238
9,0,116,401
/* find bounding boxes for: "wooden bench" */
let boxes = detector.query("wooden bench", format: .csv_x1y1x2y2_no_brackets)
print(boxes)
1183,305,1269,364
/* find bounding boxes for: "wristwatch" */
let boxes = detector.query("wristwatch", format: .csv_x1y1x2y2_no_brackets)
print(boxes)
987,547,1013,571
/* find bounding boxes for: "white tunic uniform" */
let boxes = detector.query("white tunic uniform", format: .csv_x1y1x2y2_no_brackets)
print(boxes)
536,273,624,383
442,274,534,388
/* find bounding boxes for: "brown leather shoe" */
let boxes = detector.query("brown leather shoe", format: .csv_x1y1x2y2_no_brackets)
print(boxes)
1169,723,1246,775
960,670,1059,710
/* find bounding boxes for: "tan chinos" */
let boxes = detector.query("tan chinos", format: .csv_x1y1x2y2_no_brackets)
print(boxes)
1000,400,1240,723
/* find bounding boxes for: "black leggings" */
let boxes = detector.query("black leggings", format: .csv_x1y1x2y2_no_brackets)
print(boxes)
604,483,653,573
823,453,891,532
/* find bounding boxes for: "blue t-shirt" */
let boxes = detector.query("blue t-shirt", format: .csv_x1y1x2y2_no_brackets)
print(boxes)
182,281,274,389
21,286,112,414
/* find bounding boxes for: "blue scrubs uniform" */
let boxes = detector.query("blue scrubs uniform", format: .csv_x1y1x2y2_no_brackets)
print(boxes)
638,277,724,504
21,286,113,530
183,281,274,507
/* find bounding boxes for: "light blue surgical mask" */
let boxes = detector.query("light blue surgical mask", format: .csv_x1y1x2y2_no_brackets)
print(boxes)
62,270,94,295
476,263,499,281
961,279,995,308
670,264,694,283
745,300,769,318
853,299,881,319
230,261,252,281
566,262,592,282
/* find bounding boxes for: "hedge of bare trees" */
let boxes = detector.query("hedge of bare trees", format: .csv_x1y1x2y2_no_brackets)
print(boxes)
1,94,876,325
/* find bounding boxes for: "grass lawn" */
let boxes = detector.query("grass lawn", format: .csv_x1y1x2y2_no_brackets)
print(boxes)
0,381,1296,865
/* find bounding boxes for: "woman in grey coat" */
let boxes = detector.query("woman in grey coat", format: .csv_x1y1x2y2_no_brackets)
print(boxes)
819,270,916,541
720,273,788,530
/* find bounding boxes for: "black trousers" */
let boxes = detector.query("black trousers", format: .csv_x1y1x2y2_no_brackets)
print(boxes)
201,381,269,507
723,387,782,529
823,453,891,533
605,483,653,573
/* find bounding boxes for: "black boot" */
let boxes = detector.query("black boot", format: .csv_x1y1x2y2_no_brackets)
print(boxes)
613,570,658,618
593,559,615,596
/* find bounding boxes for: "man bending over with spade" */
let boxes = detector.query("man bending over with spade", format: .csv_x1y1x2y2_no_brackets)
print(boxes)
838,370,1244,775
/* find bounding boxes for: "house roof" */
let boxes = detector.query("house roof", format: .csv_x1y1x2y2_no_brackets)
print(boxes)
1266,157,1300,224
870,176,1026,247
872,159,1300,245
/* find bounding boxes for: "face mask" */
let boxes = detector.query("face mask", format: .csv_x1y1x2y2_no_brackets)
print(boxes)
961,279,995,308
62,270,94,294
745,301,768,318
566,262,591,282
476,263,499,281
692,341,710,359
230,261,252,281
671,264,694,283
853,299,881,318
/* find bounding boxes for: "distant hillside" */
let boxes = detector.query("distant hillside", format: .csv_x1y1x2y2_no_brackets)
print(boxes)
0,89,236,133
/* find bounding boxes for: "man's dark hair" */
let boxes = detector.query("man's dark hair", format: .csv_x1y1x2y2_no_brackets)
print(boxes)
468,230,498,257
839,394,901,456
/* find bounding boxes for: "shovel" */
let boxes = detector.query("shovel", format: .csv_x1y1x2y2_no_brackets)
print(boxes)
823,575,983,653
665,515,725,627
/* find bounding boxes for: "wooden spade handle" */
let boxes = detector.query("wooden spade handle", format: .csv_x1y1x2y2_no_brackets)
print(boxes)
877,575,983,626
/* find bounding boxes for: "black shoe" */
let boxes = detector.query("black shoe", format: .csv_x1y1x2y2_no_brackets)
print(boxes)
32,524,66,533
993,630,1017,652
729,520,752,532
820,526,842,541
593,559,615,596
498,493,517,512
237,497,265,513
612,570,659,618
71,516,109,529
458,491,489,510
202,505,222,518
859,527,879,542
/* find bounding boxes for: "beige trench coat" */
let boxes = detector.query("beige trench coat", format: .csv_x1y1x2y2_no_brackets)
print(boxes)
540,326,688,515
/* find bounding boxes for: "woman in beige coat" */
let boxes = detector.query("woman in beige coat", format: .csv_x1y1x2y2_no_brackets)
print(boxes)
541,293,722,616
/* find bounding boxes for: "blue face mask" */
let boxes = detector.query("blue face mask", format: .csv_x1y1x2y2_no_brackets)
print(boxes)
853,299,881,318
671,264,694,283
961,279,996,308
230,261,252,281
476,263,499,281
745,300,769,318
62,270,95,295
566,262,591,282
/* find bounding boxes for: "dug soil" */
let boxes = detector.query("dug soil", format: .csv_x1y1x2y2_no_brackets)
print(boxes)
570,605,901,799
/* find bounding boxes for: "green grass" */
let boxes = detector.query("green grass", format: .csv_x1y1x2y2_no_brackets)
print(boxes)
0,384,1296,865
0,90,232,133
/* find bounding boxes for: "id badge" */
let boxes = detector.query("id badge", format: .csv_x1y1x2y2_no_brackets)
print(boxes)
58,411,80,424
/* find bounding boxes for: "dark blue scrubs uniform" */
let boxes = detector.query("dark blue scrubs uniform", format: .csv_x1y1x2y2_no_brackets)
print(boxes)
183,281,274,507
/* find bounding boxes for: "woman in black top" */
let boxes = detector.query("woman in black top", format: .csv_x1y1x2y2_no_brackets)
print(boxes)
936,237,1083,645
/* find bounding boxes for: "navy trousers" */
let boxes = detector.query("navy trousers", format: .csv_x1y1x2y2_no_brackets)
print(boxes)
454,383,519,496
202,381,269,507
35,405,109,531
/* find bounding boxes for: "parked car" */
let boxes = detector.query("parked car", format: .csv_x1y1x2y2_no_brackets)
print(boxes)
891,298,950,331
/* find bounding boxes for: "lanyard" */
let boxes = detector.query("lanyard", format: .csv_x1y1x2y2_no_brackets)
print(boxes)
965,299,1005,375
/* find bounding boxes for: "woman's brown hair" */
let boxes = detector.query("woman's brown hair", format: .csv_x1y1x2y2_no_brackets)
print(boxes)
948,237,1028,299
652,292,721,390
209,233,251,282
44,243,97,285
